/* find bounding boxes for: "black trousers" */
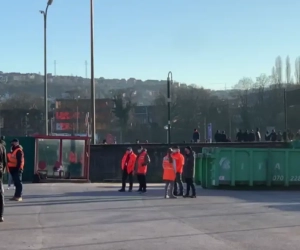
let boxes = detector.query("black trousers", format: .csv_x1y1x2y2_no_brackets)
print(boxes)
185,177,196,196
10,169,23,198
0,172,3,217
174,173,184,195
121,170,133,190
137,174,146,191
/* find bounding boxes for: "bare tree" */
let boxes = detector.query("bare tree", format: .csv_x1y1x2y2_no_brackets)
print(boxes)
295,57,300,84
253,74,271,127
286,56,291,84
234,77,254,129
275,56,282,84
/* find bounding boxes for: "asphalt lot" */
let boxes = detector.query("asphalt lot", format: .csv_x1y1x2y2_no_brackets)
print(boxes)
1,183,300,250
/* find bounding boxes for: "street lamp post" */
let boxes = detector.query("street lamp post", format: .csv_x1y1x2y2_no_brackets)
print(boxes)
40,0,53,135
167,71,173,145
90,0,96,144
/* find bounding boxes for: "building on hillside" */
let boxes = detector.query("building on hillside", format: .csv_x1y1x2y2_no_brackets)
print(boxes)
54,98,114,135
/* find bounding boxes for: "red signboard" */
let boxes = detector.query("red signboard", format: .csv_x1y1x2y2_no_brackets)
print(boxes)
55,112,80,120
56,123,74,131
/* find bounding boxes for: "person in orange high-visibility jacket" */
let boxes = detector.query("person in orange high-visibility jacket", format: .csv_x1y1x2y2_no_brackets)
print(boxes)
119,147,137,192
162,148,177,199
135,146,150,193
8,139,24,201
6,148,15,190
69,151,77,163
171,146,185,196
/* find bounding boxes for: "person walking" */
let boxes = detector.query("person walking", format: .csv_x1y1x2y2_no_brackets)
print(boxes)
183,146,196,198
119,147,137,192
6,146,15,190
162,148,177,199
7,139,24,201
0,136,7,222
171,146,185,196
135,146,150,193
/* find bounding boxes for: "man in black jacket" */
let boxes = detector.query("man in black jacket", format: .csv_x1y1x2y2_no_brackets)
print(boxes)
183,146,196,198
0,136,7,222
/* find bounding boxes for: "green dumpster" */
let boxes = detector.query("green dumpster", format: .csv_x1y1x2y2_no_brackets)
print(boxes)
195,154,202,185
201,147,300,188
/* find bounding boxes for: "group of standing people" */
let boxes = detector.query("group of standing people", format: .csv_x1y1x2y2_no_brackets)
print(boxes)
0,137,24,223
119,145,150,193
119,145,196,199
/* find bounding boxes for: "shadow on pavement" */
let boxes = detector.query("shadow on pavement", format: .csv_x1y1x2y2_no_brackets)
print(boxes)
10,223,300,249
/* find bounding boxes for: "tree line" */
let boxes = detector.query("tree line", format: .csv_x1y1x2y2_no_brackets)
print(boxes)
1,56,300,142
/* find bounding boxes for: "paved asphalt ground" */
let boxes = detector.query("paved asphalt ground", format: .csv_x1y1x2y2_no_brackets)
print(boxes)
1,183,300,250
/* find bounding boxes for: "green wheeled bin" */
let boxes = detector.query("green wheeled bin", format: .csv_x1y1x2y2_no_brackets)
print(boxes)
195,154,202,185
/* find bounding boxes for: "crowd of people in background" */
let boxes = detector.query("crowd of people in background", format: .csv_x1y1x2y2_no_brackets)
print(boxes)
191,128,299,143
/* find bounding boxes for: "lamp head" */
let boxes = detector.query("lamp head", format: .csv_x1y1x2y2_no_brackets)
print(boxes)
39,10,44,14
47,0,53,5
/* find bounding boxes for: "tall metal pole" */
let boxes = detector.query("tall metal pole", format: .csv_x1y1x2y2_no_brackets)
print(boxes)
90,0,96,144
40,0,53,135
44,12,48,135
167,71,172,145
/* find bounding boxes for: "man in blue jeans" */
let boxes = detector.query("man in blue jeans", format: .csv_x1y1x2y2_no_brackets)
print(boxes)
8,139,24,202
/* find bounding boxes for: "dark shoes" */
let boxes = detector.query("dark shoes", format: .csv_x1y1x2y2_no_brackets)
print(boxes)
183,194,196,198
0,217,3,222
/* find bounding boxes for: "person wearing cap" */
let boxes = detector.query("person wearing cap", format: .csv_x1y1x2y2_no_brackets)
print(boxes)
135,146,150,193
162,148,177,198
183,146,196,198
0,136,7,222
171,146,185,196
7,139,24,201
119,147,137,192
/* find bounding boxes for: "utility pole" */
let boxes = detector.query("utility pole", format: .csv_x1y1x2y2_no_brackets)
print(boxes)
90,0,96,144
40,0,54,135
167,71,173,145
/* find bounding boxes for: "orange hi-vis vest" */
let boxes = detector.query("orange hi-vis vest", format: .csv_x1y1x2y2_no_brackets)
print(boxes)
137,151,147,174
162,155,176,181
6,152,12,172
69,152,77,163
121,152,137,174
7,148,24,170
172,152,185,173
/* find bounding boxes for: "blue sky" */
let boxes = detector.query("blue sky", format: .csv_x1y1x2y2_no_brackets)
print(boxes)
1,0,299,89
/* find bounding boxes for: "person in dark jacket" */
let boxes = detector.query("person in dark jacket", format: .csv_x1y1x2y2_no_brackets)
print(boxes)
183,146,196,198
192,129,200,142
270,129,277,142
0,136,7,222
236,129,243,142
243,130,249,142
249,130,255,142
215,130,221,142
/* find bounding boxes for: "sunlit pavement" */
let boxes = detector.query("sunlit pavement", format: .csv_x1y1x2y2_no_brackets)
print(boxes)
1,183,300,250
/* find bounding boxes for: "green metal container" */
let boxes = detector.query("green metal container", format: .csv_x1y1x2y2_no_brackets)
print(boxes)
200,147,300,188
